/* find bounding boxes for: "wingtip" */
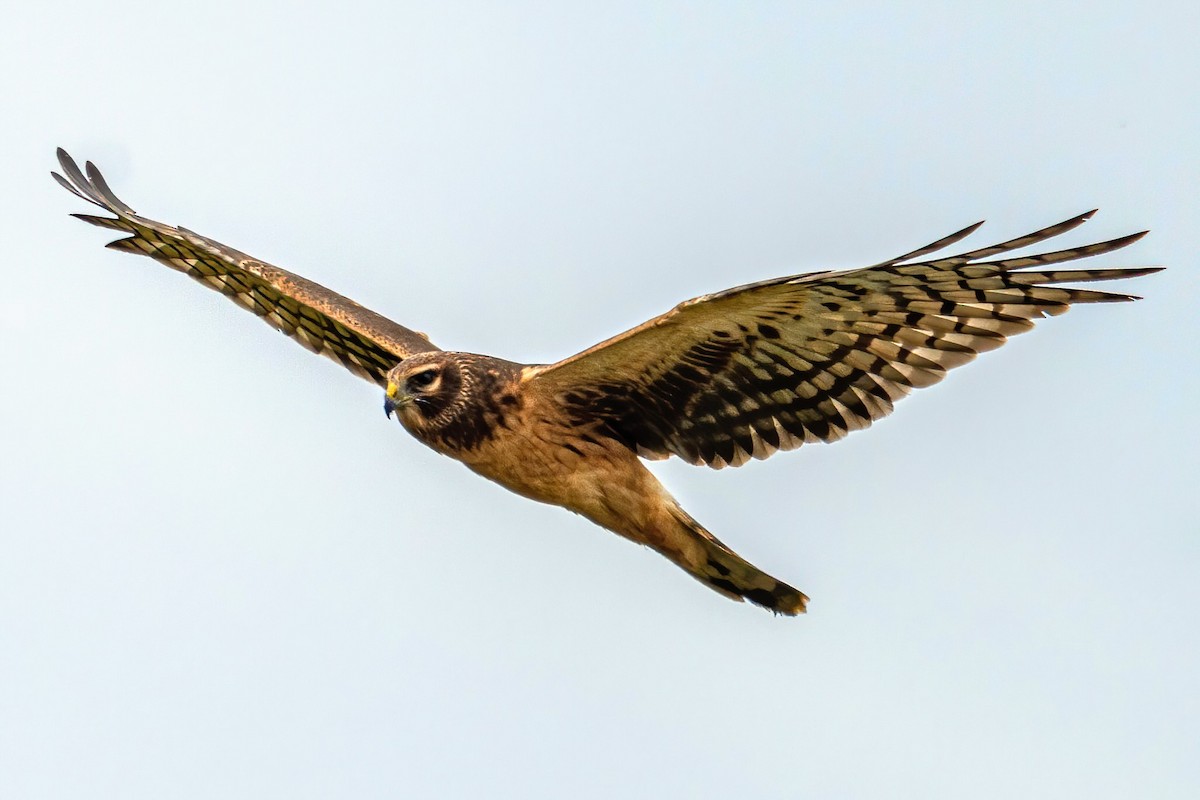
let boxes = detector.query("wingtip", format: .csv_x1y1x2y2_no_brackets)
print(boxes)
1055,209,1099,230
1104,265,1167,301
56,147,81,177
52,166,91,203
84,160,111,196
1096,229,1152,253
53,148,93,198
53,152,137,215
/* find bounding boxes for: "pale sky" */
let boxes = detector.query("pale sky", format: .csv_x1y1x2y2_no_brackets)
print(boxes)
2,2,1197,798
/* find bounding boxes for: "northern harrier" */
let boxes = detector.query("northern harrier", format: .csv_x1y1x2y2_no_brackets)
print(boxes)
53,149,1160,615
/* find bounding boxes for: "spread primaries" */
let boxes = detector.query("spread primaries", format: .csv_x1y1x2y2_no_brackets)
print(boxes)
55,148,1161,615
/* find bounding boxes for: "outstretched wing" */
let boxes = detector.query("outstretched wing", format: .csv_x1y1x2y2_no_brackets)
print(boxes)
53,149,438,386
526,212,1161,468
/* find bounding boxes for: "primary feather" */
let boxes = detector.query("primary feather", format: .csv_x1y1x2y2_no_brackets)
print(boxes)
528,211,1159,468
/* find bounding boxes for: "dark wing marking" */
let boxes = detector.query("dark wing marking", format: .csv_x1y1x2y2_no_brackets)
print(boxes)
53,149,439,386
526,213,1161,468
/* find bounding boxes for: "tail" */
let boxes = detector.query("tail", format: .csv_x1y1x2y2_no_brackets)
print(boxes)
668,506,808,615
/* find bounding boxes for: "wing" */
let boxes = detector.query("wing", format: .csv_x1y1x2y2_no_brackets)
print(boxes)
53,149,439,386
526,211,1161,468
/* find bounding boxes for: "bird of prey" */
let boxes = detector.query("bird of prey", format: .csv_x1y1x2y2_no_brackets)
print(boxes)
53,148,1160,615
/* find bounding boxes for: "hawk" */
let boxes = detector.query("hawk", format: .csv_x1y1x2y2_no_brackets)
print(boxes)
53,149,1160,615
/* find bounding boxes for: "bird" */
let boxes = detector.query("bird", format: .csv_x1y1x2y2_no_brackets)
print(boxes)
52,148,1161,615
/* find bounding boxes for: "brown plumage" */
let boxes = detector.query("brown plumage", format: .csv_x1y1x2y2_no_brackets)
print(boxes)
53,148,1161,615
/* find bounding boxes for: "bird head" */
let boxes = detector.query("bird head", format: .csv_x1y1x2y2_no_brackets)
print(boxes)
384,353,461,428
384,352,524,452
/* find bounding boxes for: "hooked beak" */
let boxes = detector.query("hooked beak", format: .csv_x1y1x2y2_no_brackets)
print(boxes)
384,381,404,419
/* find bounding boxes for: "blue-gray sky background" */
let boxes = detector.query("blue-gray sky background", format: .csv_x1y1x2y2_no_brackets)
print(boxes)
2,2,1197,798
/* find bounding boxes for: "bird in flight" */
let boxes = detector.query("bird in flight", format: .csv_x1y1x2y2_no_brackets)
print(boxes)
53,148,1160,615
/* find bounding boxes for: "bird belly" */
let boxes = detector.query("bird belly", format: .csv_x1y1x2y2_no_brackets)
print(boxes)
447,410,658,531
460,425,625,509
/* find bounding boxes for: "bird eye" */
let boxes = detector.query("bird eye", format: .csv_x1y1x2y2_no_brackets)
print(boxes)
409,369,438,389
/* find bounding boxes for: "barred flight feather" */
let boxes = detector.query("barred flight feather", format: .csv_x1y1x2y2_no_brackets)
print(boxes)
530,213,1160,469
53,149,437,386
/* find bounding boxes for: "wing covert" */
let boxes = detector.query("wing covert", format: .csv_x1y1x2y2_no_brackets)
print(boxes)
54,149,439,386
526,213,1160,468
